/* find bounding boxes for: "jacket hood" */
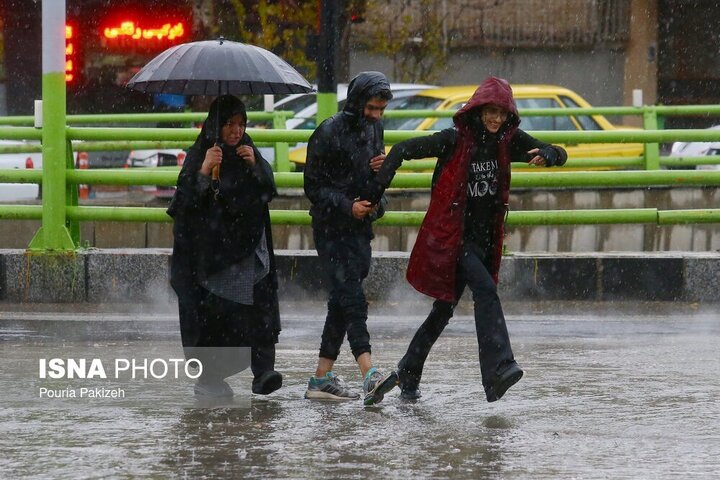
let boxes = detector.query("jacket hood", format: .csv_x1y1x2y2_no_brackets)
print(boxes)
200,95,248,148
454,76,520,131
343,71,392,117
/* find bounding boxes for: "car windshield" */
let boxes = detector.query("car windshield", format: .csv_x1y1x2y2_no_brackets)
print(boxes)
559,96,602,130
428,102,464,130
515,98,577,131
383,95,444,130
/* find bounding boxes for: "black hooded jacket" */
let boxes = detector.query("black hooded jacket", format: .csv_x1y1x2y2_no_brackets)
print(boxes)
303,71,392,237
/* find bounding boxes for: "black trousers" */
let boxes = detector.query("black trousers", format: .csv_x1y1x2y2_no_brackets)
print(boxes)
399,241,515,391
314,231,372,361
189,288,277,382
194,345,276,384
250,344,276,379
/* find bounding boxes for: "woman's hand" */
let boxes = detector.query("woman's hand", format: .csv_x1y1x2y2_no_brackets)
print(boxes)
200,145,222,176
526,148,546,166
236,145,256,167
369,153,386,172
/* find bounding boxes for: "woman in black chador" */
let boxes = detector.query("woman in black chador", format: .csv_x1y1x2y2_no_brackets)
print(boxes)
168,95,282,397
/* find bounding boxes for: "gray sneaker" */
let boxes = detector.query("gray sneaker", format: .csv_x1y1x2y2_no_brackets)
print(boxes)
305,372,360,401
363,368,399,406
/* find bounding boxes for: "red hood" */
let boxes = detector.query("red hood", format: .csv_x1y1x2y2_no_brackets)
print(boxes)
453,76,520,130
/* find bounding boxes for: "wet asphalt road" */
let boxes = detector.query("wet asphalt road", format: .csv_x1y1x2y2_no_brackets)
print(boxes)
1,303,719,479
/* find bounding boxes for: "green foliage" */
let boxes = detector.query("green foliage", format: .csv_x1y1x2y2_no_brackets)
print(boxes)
228,0,317,79
360,0,450,84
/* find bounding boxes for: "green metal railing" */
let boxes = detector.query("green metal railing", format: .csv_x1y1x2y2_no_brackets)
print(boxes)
3,205,718,226
3,105,720,251
383,104,720,171
0,110,294,126
4,167,720,190
3,104,720,170
0,111,296,171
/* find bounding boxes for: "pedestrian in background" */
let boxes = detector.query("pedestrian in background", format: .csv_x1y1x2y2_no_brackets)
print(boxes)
303,71,398,405
168,95,282,398
364,76,568,401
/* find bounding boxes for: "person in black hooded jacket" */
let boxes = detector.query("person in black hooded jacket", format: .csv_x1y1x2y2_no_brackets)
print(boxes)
303,71,399,406
168,95,282,398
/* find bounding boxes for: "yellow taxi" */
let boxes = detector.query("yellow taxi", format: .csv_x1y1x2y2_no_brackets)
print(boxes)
289,84,642,170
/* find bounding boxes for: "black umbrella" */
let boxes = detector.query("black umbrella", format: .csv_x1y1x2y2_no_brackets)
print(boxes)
126,37,314,95
127,38,313,183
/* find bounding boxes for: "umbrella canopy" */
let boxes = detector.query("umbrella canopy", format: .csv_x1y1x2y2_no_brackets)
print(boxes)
126,38,314,96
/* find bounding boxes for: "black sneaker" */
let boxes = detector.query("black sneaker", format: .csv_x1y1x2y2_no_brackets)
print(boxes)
400,386,422,400
486,362,523,402
252,370,283,395
194,380,233,398
397,359,421,400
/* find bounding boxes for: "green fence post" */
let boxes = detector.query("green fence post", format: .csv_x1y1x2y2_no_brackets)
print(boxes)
643,107,661,170
272,111,291,172
65,140,80,245
28,0,75,250
316,92,337,126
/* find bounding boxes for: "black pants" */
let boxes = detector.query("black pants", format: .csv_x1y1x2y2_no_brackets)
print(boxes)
314,231,372,361
189,289,277,382
250,344,276,379
399,241,515,391
195,345,275,384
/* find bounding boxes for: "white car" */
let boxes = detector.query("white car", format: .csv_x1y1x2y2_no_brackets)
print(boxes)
251,83,435,129
669,125,720,170
0,140,42,202
255,83,436,165
125,148,186,198
282,83,435,129
126,148,185,168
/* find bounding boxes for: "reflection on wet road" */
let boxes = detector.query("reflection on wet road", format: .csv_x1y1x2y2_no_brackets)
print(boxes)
1,309,719,478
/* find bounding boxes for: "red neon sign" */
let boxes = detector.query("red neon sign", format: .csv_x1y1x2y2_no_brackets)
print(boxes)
65,25,76,83
103,21,185,41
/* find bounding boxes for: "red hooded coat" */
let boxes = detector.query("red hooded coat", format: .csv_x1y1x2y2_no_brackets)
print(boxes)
406,77,520,303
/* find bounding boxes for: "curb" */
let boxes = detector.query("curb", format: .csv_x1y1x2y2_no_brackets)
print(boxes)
1,249,719,304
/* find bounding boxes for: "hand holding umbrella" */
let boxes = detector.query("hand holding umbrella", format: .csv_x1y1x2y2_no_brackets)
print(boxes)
200,145,222,177
127,37,314,182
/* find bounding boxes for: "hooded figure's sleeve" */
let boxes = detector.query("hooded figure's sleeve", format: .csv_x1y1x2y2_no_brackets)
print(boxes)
167,144,207,300
242,136,276,193
303,125,355,217
510,129,568,167
167,144,209,220
219,139,277,216
248,145,276,192
363,128,456,204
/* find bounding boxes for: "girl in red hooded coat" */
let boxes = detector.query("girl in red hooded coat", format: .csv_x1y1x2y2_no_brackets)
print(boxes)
366,77,567,402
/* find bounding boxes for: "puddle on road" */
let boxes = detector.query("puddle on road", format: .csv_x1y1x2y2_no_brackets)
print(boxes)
1,314,719,478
